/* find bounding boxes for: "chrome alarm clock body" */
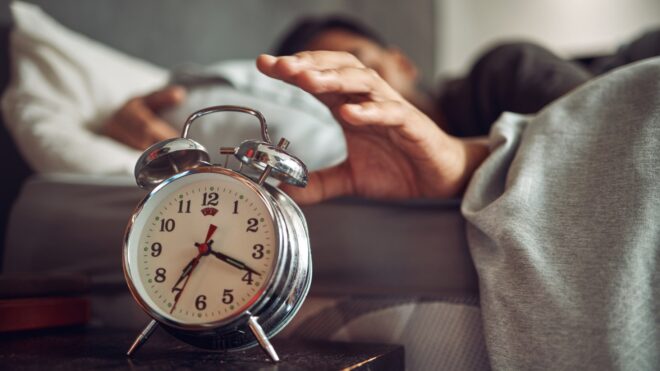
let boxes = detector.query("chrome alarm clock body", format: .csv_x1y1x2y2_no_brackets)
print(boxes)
122,106,312,361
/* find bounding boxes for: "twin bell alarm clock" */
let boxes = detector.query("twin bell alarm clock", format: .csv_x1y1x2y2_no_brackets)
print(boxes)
122,105,312,362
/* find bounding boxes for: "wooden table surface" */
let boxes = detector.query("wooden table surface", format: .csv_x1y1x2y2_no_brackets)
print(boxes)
0,326,404,370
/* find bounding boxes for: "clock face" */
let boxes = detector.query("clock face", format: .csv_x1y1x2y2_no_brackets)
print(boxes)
125,170,278,326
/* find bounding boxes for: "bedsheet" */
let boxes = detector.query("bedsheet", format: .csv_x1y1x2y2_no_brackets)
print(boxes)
3,173,477,299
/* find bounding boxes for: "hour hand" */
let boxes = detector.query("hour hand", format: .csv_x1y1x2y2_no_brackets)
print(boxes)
209,249,261,276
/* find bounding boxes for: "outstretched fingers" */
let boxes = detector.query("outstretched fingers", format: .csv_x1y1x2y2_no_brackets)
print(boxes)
338,101,411,128
257,53,399,99
258,51,362,76
298,67,396,96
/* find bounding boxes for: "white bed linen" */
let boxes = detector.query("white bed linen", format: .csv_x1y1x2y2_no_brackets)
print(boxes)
2,2,346,175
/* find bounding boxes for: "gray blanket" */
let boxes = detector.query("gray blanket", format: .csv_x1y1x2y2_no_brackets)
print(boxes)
463,57,659,369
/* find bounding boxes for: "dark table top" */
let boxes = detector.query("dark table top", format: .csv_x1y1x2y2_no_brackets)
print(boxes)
0,326,404,370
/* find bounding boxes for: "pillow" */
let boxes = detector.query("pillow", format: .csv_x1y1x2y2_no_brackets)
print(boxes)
1,2,347,175
2,1,168,174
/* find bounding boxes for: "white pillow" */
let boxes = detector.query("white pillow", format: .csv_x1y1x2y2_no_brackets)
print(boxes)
1,1,168,174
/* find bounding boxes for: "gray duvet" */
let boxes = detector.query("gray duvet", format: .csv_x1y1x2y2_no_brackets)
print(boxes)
463,57,660,369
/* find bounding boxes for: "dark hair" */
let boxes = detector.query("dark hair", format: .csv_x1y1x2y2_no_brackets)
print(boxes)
273,15,387,56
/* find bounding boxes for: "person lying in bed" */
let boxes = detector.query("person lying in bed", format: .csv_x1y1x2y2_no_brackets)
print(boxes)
255,50,660,370
5,6,656,367
104,16,660,151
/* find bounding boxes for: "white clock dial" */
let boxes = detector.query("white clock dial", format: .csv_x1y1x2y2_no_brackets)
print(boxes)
126,172,277,325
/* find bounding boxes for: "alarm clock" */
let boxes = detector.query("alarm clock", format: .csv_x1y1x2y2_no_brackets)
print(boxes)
122,105,312,362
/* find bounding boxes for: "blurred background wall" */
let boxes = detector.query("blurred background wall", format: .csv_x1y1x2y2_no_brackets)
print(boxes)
435,0,660,75
0,0,436,79
1,0,658,81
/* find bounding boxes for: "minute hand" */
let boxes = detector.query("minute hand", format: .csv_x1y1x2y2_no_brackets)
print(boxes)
171,256,199,291
210,250,261,275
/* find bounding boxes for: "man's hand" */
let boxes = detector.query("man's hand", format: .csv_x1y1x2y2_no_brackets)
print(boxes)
256,52,489,204
103,86,186,150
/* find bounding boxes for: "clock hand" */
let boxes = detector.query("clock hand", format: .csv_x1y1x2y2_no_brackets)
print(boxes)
171,256,198,291
203,224,218,244
170,224,218,313
171,253,202,290
208,247,262,276
170,255,201,314
171,225,216,291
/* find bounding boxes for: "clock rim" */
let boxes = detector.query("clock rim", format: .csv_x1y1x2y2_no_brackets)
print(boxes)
122,166,284,331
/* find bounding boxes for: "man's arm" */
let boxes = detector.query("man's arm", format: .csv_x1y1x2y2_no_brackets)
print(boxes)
102,86,185,150
257,51,489,204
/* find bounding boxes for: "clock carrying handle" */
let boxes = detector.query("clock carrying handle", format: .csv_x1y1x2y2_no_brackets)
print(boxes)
182,105,309,187
181,105,272,143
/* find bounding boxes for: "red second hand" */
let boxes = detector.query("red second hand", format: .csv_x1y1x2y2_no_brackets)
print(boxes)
204,224,217,245
170,224,217,314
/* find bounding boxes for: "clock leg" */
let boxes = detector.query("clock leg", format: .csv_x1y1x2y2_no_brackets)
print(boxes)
126,319,159,357
248,315,280,362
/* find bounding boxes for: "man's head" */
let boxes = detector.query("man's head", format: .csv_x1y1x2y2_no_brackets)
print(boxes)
274,16,419,99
